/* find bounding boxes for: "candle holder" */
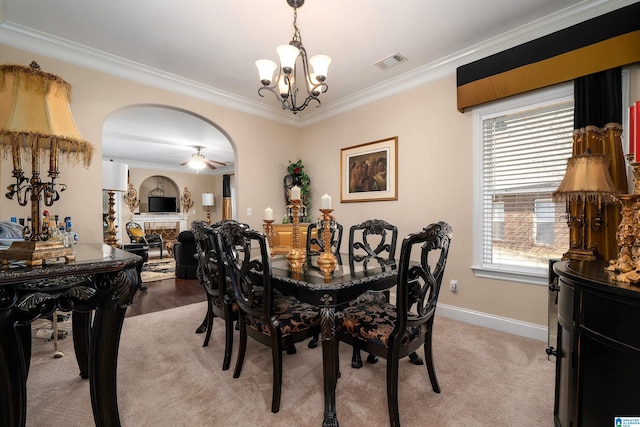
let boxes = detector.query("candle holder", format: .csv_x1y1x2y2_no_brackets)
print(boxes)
629,162,640,195
316,208,337,273
606,194,640,281
263,219,275,257
286,199,305,262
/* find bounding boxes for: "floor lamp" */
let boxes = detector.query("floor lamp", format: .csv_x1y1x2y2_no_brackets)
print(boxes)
553,151,617,261
202,193,214,224
102,160,128,247
0,62,94,266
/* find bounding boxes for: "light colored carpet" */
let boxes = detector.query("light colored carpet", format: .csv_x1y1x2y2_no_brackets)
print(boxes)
140,258,176,282
26,302,554,426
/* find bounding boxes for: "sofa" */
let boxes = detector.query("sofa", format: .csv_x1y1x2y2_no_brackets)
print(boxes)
173,230,198,279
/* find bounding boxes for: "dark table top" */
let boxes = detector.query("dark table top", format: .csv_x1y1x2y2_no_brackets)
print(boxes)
0,243,141,284
269,253,398,306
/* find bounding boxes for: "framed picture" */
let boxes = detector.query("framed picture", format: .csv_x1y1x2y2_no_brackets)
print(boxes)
340,136,398,203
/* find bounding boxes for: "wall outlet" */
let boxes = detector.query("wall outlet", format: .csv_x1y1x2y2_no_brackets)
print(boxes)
246,207,252,216
449,279,458,292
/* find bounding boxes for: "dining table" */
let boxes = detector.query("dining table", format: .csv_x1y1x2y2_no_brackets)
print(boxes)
0,243,142,427
269,253,398,427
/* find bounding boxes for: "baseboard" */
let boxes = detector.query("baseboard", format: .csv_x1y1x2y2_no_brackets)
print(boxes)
437,303,548,342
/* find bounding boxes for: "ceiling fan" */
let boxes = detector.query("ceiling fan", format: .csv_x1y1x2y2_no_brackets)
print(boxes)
180,146,227,170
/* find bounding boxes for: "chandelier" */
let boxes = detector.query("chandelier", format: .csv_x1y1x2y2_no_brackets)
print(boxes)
255,0,331,114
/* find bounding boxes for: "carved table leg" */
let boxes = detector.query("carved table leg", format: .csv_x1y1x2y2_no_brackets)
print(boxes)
89,268,139,427
72,311,92,379
320,305,339,427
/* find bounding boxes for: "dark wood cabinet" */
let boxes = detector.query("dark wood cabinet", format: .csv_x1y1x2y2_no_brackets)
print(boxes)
553,260,640,427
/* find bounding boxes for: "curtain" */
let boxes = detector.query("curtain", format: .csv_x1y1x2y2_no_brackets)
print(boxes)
570,68,626,260
222,174,232,220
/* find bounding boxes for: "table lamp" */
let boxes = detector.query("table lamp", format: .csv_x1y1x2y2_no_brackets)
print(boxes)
202,193,215,224
552,150,617,261
102,160,128,247
0,62,94,266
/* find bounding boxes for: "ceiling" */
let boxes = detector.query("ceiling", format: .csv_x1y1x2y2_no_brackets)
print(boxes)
0,0,633,174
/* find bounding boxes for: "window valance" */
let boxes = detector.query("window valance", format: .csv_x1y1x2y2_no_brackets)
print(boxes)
456,2,640,112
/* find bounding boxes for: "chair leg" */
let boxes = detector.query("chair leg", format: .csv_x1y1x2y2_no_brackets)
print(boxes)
386,353,401,427
222,317,234,371
366,353,379,364
351,347,363,369
408,351,424,365
233,319,247,379
308,333,319,348
271,344,283,413
424,331,440,393
203,303,214,348
196,297,211,334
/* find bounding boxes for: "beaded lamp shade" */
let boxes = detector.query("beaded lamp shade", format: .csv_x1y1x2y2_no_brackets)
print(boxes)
0,62,94,266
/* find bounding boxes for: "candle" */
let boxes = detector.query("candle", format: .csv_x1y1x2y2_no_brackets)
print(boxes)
290,186,301,200
321,194,331,209
636,100,640,162
264,207,273,221
630,104,636,157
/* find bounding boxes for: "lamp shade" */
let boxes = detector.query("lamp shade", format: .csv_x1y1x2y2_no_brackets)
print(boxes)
256,59,277,85
276,44,300,71
202,193,214,207
553,153,617,203
309,54,331,79
102,160,128,192
0,63,93,167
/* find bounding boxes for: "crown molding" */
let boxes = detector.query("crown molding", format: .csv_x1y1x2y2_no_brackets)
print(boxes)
0,0,634,128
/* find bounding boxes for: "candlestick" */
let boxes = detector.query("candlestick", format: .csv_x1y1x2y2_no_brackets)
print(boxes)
630,163,640,195
607,194,640,283
290,185,301,200
264,206,273,221
317,208,337,273
635,100,640,160
263,219,275,257
321,194,331,209
630,104,636,159
286,198,305,262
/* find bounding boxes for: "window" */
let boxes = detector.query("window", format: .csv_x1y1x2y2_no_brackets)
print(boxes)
534,199,555,246
492,202,504,241
473,85,574,284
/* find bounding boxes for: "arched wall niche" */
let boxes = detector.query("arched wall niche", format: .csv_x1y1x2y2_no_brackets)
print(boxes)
139,175,180,213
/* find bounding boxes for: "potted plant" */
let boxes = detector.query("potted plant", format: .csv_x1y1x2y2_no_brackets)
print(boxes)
284,159,311,222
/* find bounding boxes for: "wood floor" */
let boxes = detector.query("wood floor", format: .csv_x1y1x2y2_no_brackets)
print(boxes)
125,277,206,318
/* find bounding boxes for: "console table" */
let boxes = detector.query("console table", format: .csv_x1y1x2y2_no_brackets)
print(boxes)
0,243,142,427
271,223,316,254
552,260,640,427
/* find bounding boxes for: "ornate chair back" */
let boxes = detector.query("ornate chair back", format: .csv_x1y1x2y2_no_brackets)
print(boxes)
348,219,398,260
306,221,343,256
217,222,272,323
395,221,452,339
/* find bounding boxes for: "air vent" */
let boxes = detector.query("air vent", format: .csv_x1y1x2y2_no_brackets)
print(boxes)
374,53,408,70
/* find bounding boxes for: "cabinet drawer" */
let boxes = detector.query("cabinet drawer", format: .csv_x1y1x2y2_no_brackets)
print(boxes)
582,290,640,351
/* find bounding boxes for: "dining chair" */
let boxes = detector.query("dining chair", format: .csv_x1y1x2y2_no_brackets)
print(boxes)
126,221,164,258
192,220,242,370
217,222,321,413
337,221,453,427
306,221,343,256
347,218,398,368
